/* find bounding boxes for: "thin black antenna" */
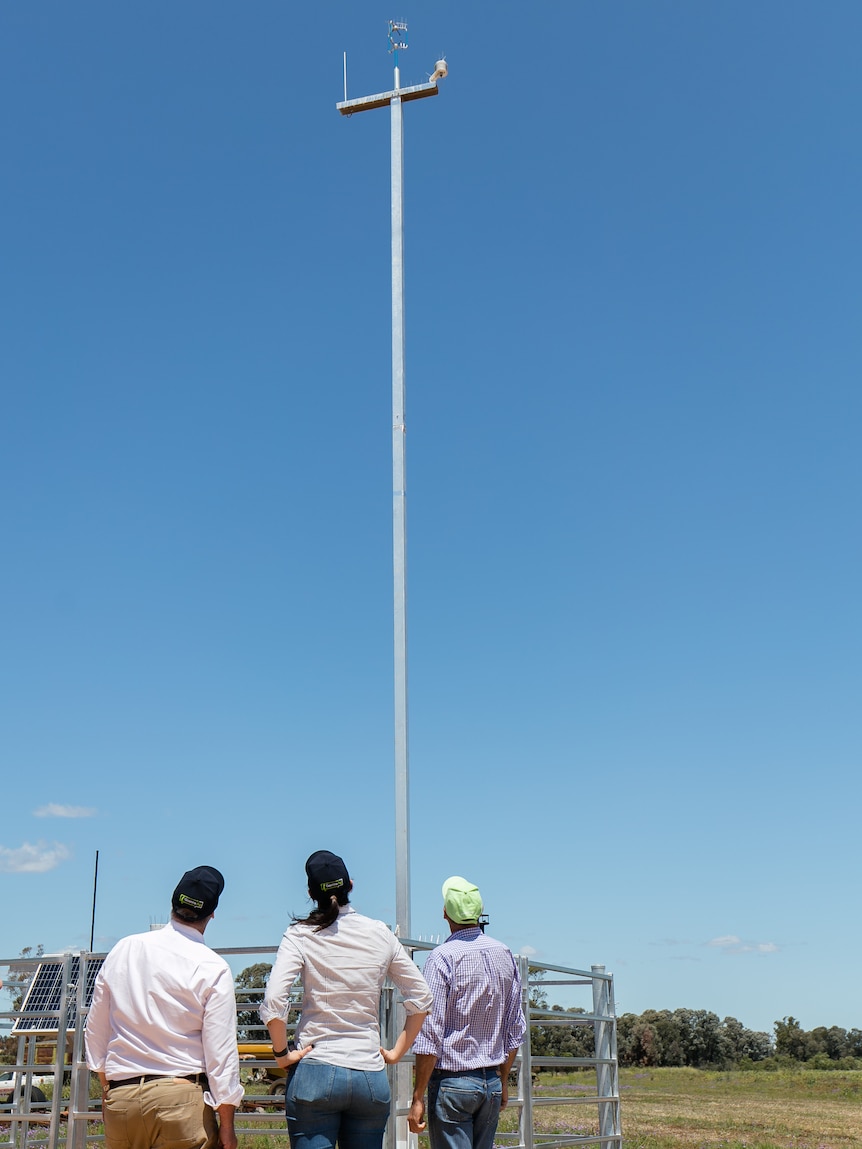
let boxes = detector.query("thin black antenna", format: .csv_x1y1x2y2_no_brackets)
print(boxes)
89,850,99,950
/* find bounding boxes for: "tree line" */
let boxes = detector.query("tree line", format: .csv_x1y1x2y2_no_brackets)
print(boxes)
530,1004,862,1070
527,972,862,1070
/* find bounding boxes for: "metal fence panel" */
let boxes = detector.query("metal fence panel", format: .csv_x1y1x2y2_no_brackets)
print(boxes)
1,944,621,1149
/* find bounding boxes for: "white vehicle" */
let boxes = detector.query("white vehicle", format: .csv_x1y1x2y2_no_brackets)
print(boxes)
0,1069,52,1103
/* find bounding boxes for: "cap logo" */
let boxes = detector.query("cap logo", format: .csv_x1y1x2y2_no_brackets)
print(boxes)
320,878,344,891
179,894,205,910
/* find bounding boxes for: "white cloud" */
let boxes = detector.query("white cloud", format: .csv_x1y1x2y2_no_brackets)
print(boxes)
0,842,72,873
33,803,96,819
708,935,779,956
519,945,539,957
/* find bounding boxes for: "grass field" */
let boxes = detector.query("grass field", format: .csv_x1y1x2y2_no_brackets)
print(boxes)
493,1068,862,1149
7,1067,862,1149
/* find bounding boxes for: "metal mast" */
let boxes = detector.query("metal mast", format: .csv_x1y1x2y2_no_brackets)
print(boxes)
336,24,446,941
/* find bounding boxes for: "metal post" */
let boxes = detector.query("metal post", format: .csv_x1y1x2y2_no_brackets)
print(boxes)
68,953,92,1149
591,964,622,1145
390,59,410,942
335,24,443,943
518,955,535,1149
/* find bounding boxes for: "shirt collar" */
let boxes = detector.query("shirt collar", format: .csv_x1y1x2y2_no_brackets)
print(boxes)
170,918,207,942
444,926,482,942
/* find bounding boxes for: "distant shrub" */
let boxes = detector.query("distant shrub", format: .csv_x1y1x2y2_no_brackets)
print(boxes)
810,1053,834,1070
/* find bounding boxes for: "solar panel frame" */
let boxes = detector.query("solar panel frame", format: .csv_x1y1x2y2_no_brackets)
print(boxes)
12,956,105,1035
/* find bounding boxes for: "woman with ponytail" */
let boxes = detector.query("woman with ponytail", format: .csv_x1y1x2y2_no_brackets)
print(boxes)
260,851,432,1149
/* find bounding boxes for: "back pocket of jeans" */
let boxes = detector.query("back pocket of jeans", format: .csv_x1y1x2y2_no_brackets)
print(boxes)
292,1060,337,1104
364,1069,391,1107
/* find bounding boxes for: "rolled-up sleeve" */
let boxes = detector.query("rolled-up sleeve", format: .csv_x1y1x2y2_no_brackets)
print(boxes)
201,964,244,1109
387,941,433,1015
260,930,303,1025
411,950,448,1057
503,957,527,1052
83,968,111,1072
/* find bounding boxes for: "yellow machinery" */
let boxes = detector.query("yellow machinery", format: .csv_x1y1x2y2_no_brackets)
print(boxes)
237,1043,287,1097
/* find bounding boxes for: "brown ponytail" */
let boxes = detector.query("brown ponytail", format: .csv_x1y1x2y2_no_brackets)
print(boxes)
293,889,350,932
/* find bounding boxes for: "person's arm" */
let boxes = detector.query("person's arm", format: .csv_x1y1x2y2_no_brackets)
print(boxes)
499,1047,519,1109
84,968,112,1115
201,966,245,1113
266,1017,313,1068
84,970,110,1074
409,1053,438,1132
216,1105,237,1149
262,932,313,1067
380,1009,429,1065
499,956,528,1110
380,935,434,1065
95,1071,109,1120
407,948,449,1133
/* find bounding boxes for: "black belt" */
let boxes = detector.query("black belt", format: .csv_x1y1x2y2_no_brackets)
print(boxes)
432,1067,500,1079
108,1073,208,1090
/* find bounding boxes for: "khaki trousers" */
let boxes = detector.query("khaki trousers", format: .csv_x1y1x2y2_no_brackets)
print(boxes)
103,1077,218,1149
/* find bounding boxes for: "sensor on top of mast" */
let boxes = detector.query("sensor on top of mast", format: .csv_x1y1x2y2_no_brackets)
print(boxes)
388,21,408,54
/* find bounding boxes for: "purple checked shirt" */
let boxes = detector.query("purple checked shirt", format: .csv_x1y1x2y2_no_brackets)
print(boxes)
413,927,527,1070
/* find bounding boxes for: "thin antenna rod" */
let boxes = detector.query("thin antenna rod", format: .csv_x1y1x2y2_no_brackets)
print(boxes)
89,849,99,950
343,51,348,102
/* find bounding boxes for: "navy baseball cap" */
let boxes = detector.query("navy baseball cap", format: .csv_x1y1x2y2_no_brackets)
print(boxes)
305,851,350,897
172,866,224,921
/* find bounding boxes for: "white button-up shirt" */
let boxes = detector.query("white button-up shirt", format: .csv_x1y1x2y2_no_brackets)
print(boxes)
260,905,432,1071
85,920,243,1109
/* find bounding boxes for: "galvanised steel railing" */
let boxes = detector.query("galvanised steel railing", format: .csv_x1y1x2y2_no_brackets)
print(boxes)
0,944,621,1149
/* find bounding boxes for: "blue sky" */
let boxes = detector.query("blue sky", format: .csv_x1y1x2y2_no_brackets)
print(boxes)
1,1,860,1039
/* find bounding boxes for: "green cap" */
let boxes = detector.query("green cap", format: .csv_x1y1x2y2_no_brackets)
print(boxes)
442,876,483,924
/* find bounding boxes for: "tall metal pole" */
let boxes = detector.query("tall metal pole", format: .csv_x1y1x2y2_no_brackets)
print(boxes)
336,23,444,943
390,54,410,941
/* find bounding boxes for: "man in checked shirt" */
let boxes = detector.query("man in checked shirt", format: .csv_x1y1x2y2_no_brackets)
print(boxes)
409,877,527,1149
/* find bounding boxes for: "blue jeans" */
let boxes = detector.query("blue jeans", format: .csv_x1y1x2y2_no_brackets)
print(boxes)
284,1059,391,1149
427,1068,503,1149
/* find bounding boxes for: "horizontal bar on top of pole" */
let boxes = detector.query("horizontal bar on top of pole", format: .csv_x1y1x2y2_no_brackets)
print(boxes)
337,81,438,115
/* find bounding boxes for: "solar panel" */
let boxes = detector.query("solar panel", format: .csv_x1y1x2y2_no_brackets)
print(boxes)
12,956,104,1034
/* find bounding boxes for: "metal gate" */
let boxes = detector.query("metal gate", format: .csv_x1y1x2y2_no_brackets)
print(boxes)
1,945,621,1149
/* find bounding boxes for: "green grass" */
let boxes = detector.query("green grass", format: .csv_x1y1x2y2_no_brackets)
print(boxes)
16,1067,862,1149
498,1067,862,1149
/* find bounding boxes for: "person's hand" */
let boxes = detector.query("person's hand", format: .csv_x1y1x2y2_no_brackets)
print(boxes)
500,1076,509,1110
218,1125,237,1149
275,1045,313,1068
379,1045,402,1065
408,1098,427,1133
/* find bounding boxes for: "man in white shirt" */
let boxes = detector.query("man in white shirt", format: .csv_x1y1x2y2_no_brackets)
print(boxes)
85,866,243,1149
